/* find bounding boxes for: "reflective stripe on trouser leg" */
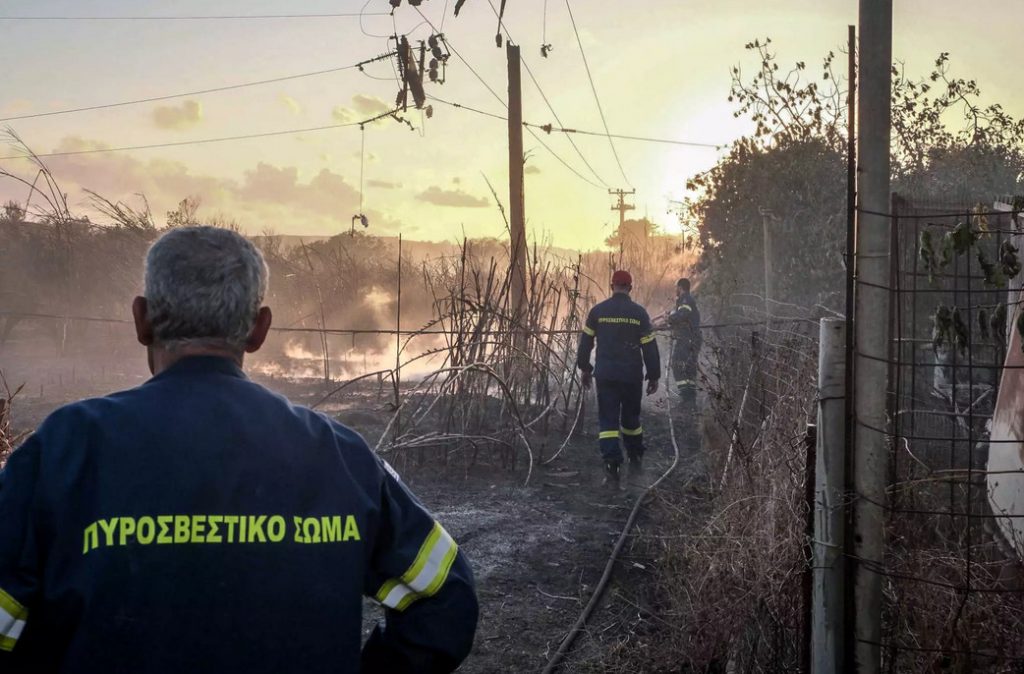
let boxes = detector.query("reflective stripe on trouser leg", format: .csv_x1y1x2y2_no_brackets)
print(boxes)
619,379,644,455
595,379,625,463
620,426,643,453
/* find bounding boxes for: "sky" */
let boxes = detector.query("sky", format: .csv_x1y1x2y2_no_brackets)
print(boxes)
1,0,1023,249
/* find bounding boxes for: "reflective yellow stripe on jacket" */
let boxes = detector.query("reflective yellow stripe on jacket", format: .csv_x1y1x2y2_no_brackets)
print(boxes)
0,586,27,652
375,522,458,612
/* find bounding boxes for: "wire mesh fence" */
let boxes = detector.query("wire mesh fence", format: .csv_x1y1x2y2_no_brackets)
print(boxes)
873,196,1024,670
651,297,821,672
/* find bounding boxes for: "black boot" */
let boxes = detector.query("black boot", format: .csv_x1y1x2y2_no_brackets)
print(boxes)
602,461,621,490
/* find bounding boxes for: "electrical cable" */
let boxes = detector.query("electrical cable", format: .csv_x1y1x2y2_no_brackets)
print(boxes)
0,12,388,20
565,0,631,187
410,5,604,190
427,94,721,148
440,0,451,32
0,108,401,161
483,0,609,186
0,52,396,123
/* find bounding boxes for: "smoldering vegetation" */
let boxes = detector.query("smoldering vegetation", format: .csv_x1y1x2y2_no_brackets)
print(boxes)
0,146,694,482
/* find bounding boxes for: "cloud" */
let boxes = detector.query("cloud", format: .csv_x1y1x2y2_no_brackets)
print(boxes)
152,100,203,130
0,99,32,116
332,94,393,125
351,94,391,116
525,165,541,175
331,106,354,124
368,179,402,189
237,162,361,218
0,135,407,236
280,95,302,115
416,186,488,208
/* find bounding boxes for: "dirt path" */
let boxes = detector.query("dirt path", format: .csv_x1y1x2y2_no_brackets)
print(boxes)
380,395,701,673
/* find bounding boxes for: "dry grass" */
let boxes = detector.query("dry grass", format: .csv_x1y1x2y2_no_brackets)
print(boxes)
0,371,27,467
559,300,818,673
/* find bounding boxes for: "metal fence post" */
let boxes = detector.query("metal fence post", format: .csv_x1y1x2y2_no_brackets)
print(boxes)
814,318,846,672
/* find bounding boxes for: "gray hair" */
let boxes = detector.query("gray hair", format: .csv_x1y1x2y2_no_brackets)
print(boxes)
144,226,269,352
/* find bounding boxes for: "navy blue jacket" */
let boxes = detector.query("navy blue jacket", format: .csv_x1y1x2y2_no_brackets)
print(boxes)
577,293,661,383
0,356,477,673
667,292,702,354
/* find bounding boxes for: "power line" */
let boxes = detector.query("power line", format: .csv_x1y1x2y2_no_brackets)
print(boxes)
565,0,631,187
428,95,507,121
520,61,608,186
0,52,397,123
427,95,721,149
483,0,608,187
0,13,389,21
534,124,721,149
409,4,604,190
0,109,404,161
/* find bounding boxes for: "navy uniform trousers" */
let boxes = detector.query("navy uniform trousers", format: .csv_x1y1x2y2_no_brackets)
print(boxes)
672,340,698,398
596,378,644,463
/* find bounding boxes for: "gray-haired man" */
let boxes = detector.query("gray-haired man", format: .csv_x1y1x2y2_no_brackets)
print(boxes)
0,227,478,673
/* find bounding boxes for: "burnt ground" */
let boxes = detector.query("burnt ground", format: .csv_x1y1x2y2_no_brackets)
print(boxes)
4,347,707,674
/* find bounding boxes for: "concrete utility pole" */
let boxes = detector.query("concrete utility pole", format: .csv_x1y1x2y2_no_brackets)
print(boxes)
852,2,892,672
814,318,846,673
507,43,527,323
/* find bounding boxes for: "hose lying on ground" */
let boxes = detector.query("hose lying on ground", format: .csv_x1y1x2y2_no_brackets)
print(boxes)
540,391,682,674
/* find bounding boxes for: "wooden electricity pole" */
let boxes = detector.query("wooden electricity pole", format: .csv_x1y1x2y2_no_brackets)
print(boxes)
609,188,635,229
507,43,527,323
609,188,635,264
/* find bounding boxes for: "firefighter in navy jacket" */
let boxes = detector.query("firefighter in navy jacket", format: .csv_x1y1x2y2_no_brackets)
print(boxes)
576,270,661,488
666,277,701,402
0,227,478,674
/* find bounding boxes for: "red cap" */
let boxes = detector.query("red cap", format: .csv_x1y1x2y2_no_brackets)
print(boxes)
611,270,632,286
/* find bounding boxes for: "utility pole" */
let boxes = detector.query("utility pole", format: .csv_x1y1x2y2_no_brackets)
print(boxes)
814,318,846,674
851,2,892,672
507,43,527,324
609,188,635,263
609,188,635,230
505,44,528,323
759,207,776,321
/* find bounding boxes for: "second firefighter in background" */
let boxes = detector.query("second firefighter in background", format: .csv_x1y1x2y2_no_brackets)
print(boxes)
576,270,660,489
665,277,701,404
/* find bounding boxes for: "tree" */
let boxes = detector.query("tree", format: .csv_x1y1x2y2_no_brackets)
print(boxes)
687,39,1024,311
166,196,202,228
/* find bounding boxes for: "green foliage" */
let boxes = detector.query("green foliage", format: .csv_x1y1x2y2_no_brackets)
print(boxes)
932,304,972,356
1000,239,1022,278
992,302,1007,347
976,249,1006,289
686,39,1024,310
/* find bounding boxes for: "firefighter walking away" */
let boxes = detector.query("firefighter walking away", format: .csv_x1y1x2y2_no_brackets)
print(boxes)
576,270,661,489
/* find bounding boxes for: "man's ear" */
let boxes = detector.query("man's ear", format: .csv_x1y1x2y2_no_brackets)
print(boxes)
245,307,273,354
132,296,154,346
